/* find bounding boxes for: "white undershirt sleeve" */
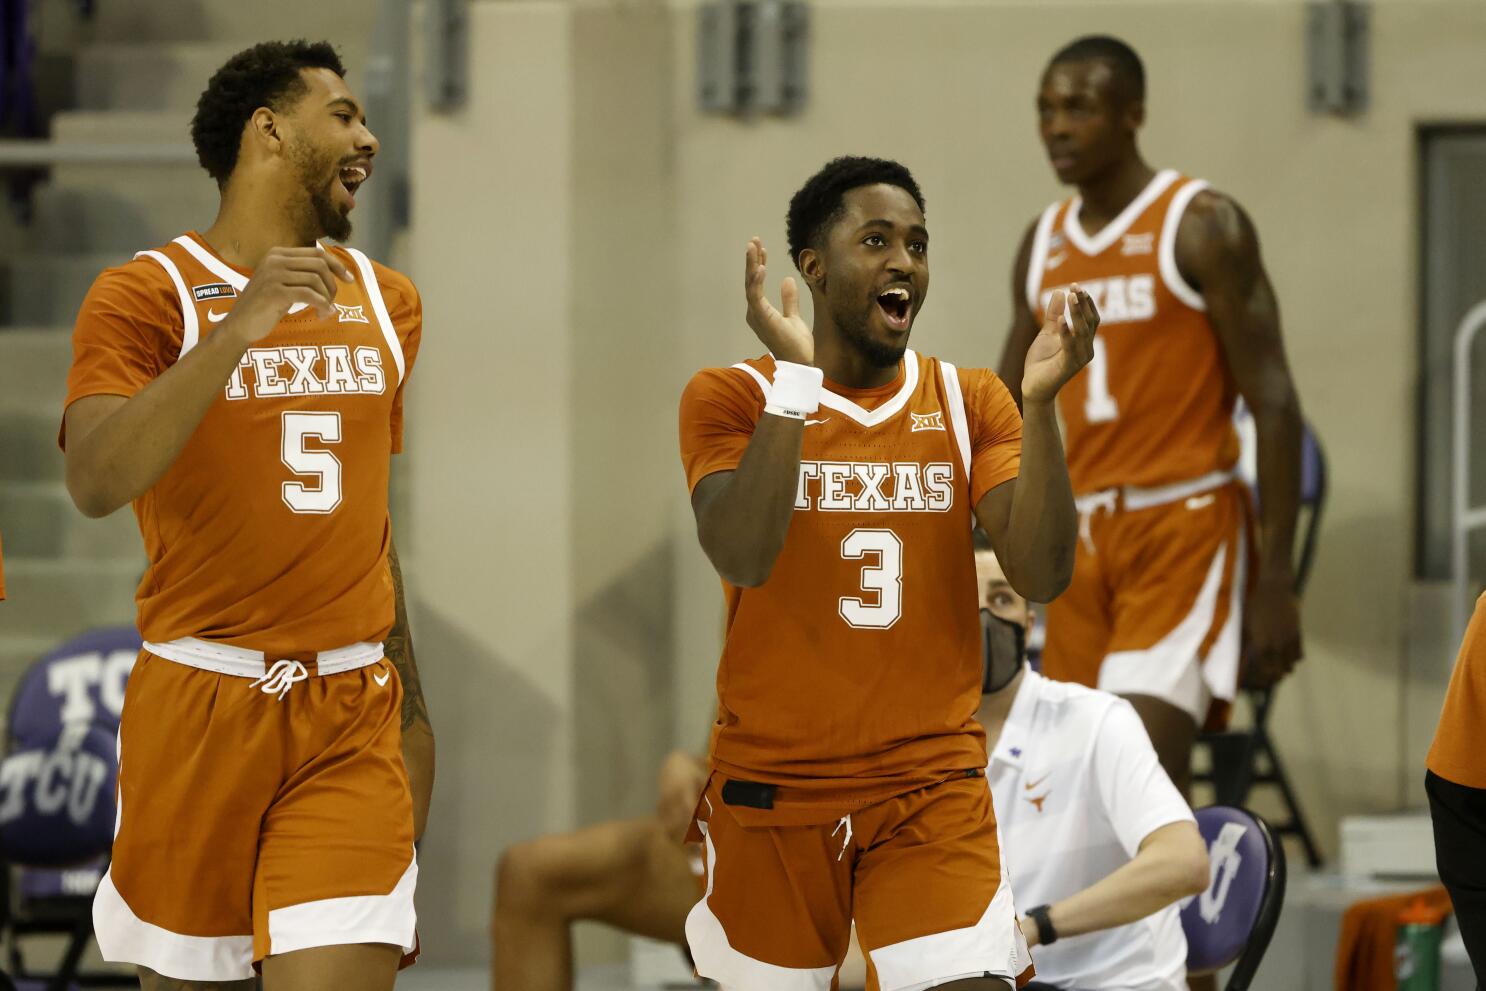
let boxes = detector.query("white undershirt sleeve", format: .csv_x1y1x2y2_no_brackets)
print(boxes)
1092,700,1197,859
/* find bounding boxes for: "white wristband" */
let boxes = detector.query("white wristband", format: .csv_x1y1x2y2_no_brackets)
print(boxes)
765,361,823,420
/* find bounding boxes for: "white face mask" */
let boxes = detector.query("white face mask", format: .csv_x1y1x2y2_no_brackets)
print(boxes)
981,608,1026,694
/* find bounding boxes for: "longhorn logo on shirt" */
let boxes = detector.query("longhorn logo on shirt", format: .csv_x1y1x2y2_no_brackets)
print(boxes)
335,303,370,324
910,411,946,433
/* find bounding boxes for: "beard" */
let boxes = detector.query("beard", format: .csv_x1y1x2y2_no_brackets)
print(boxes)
309,180,352,242
288,138,353,243
839,305,908,368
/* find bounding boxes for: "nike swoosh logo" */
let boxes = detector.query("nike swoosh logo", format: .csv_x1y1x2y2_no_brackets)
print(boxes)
1024,774,1050,791
805,418,830,427
1045,252,1068,270
1186,494,1216,511
374,670,391,687
207,309,228,323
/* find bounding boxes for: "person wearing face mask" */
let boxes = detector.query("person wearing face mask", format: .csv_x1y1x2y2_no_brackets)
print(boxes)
980,531,1212,991
842,530,1211,991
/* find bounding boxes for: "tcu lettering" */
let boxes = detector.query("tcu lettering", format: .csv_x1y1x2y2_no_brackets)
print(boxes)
1198,821,1249,923
0,725,109,829
796,461,954,513
1042,274,1155,325
226,345,386,400
47,649,134,725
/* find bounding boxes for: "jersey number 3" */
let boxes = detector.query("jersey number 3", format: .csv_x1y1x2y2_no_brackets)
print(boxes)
839,528,902,629
281,411,343,514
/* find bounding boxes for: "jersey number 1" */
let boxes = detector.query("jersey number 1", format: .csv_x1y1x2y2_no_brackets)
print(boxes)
840,528,902,629
1084,336,1119,423
281,411,343,514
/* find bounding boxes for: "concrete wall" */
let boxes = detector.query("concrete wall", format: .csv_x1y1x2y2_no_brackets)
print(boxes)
402,0,1486,967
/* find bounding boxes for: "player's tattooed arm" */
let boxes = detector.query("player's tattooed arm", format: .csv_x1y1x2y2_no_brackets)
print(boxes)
386,539,435,840
1177,190,1304,687
997,218,1044,411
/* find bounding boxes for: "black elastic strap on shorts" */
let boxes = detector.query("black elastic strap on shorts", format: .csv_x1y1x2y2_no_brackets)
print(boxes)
720,779,776,810
1426,769,1486,983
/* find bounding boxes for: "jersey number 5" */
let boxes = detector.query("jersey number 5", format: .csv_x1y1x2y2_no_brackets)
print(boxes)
281,411,343,514
839,528,902,629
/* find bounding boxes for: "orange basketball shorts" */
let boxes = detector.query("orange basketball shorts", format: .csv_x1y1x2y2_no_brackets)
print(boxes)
1042,477,1252,729
684,772,1032,991
92,650,418,981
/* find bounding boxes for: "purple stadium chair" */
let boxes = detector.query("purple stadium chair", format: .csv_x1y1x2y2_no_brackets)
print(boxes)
1183,806,1287,990
0,627,140,990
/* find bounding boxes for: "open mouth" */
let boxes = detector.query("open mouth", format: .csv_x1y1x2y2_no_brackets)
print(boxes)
876,285,913,331
337,163,370,206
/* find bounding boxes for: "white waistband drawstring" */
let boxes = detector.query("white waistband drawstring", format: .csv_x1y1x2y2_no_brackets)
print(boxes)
831,814,854,862
1075,489,1118,555
250,659,309,701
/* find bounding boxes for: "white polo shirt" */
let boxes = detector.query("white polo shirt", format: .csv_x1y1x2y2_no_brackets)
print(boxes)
988,669,1194,991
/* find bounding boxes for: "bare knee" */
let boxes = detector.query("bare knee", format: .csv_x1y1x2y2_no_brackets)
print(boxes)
138,967,259,991
495,836,573,922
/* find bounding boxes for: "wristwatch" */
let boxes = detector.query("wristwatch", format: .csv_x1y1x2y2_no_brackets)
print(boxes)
1026,904,1058,946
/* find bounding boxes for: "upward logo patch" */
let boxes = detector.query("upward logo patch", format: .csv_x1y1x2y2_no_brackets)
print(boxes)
910,411,945,433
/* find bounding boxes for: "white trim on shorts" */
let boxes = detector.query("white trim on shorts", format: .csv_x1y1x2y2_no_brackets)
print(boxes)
867,851,1026,991
267,850,418,957
93,868,256,982
685,810,838,991
141,637,385,678
1096,526,1245,723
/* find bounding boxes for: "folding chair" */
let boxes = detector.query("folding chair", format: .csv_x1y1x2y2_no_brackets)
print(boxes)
1182,805,1288,991
1195,421,1326,867
0,627,140,990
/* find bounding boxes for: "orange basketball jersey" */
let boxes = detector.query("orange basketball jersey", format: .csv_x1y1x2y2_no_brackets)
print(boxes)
1428,592,1486,789
63,232,421,656
1027,169,1239,494
679,351,1023,816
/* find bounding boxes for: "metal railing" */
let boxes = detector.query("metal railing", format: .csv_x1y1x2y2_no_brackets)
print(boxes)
1452,300,1486,644
0,142,195,167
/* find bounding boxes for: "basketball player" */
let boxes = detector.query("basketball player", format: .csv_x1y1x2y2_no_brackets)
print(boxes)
1000,36,1305,793
679,156,1096,990
1426,592,1486,981
60,41,431,990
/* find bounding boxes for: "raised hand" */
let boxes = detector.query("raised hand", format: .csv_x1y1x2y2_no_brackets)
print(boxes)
224,247,354,346
1022,285,1099,405
744,237,814,366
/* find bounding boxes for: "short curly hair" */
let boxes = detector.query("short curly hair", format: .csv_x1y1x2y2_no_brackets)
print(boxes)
786,156,926,269
191,40,346,186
